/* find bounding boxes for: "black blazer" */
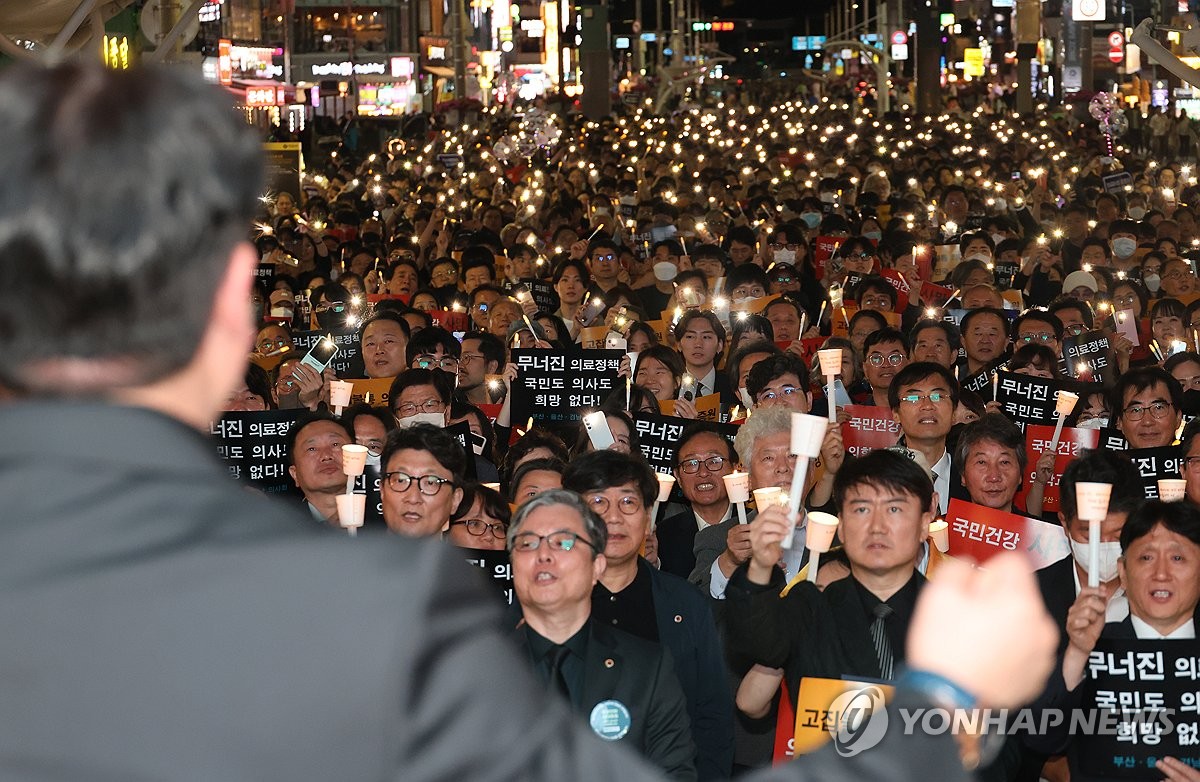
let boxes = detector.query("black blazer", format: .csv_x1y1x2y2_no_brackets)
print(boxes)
513,622,697,781
657,510,701,579
1035,554,1079,658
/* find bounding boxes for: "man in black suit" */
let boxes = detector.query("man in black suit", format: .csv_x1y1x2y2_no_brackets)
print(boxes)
1036,450,1144,654
656,423,736,579
563,451,735,780
508,490,696,779
0,61,1062,782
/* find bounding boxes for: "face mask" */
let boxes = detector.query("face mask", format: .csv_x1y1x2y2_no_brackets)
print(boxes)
270,305,294,319
1129,206,1147,220
964,252,992,263
819,192,836,204
990,233,1007,247
774,249,796,265
315,309,344,331
1077,417,1109,429
800,212,821,229
1112,237,1137,259
1069,538,1123,583
739,387,754,408
993,198,1007,211
365,452,382,468
863,230,882,242
395,412,444,429
1142,272,1161,293
653,261,678,282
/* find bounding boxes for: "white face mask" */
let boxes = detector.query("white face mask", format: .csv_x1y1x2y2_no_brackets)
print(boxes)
1143,273,1161,293
1128,206,1147,220
395,412,445,429
863,230,882,242
964,252,992,263
774,249,796,265
1112,237,1137,259
819,192,836,204
1069,537,1123,583
739,387,754,408
653,261,678,282
270,306,294,319
990,233,1007,247
1077,417,1109,429
365,451,382,468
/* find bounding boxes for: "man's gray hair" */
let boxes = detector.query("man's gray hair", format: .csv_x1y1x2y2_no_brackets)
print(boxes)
734,407,793,466
506,489,608,557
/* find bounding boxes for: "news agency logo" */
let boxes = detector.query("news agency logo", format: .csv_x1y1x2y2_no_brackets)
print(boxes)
826,685,890,756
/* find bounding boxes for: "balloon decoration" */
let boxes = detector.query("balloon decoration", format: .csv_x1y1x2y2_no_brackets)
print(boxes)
491,109,563,163
1089,91,1126,158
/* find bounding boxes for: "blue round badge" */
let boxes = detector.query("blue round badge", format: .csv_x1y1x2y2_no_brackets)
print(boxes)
589,699,632,741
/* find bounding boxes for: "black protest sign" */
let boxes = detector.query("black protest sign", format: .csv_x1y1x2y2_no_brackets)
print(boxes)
959,359,1006,396
444,419,478,480
210,409,303,496
1064,330,1114,385
1077,638,1200,779
1099,427,1130,451
351,463,385,528
255,263,276,283
505,278,559,314
994,260,1020,290
461,547,514,606
292,327,363,378
994,370,1065,432
262,142,302,207
1101,171,1134,195
1124,446,1183,499
509,348,623,424
632,413,739,503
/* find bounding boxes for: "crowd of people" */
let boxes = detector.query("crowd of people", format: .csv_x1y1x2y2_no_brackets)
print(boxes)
5,59,1200,781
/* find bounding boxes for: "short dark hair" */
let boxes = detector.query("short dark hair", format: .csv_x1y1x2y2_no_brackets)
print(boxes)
380,423,466,479
853,275,898,308
1008,344,1060,376
833,449,935,514
849,308,888,335
1109,366,1183,419
955,413,1027,472
910,320,962,353
745,353,811,401
460,330,506,370
286,410,351,466
508,457,567,503
960,307,1008,337
1049,296,1094,329
562,449,659,507
863,326,909,356
0,63,263,392
452,481,512,526
635,345,685,386
672,422,736,467
388,367,455,413
673,310,727,344
888,362,960,409
358,310,411,343
1120,499,1200,552
499,429,570,489
406,326,461,365
1011,310,1064,342
1059,450,1143,521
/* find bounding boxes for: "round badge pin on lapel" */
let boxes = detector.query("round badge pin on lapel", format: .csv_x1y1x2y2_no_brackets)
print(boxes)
589,699,632,741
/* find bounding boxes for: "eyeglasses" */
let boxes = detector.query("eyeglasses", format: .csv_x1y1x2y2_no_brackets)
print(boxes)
1163,270,1189,281
757,385,801,402
585,494,644,516
1184,456,1200,470
315,301,346,313
770,243,799,251
510,530,597,554
845,252,874,261
771,275,795,284
257,338,289,352
459,352,486,367
415,355,459,371
901,392,949,405
1020,332,1055,343
1065,325,1087,337
867,353,905,366
451,519,508,537
432,267,459,279
592,253,617,263
861,296,893,309
1122,401,1173,421
396,399,446,417
679,456,728,474
1114,294,1138,307
384,470,453,495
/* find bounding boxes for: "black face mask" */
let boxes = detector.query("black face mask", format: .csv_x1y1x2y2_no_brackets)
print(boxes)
315,306,346,332
1182,389,1200,417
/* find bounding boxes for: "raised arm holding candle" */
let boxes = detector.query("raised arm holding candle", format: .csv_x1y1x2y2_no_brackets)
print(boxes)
783,413,829,548
1074,482,1113,588
817,348,843,424
340,443,369,536
724,471,751,525
1049,390,1079,453
804,511,840,583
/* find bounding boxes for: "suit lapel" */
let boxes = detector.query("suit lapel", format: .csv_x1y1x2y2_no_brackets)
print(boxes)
580,623,624,710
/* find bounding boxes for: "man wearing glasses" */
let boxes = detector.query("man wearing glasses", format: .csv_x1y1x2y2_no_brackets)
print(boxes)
657,425,737,579
405,326,461,378
1012,310,1065,359
890,362,961,515
562,451,734,780
745,353,812,413
380,424,465,537
1110,367,1184,449
389,368,454,428
508,490,696,779
586,237,624,295
861,328,910,408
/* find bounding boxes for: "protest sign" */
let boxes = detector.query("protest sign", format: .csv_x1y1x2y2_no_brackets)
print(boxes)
351,463,384,527
1014,425,1100,514
461,547,515,606
994,260,1020,290
1077,639,1200,779
348,376,393,407
944,499,1071,570
1064,330,1114,385
959,359,1006,396
579,325,610,350
510,348,623,424
831,306,900,338
632,413,739,479
995,370,1067,431
1125,446,1184,499
784,337,827,367
1099,427,1131,451
791,677,894,756
921,282,955,308
840,404,902,457
879,268,910,311
658,393,722,422
292,327,362,378
504,278,559,314
262,142,302,208
428,309,470,333
210,409,303,496
812,235,845,281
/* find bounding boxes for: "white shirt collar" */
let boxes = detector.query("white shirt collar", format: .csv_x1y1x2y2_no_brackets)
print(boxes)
931,449,951,515
695,367,718,397
693,503,732,532
1131,615,1196,640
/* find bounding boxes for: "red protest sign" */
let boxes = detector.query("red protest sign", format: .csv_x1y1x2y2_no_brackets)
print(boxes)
879,268,910,311
840,404,901,457
1013,425,1100,514
782,337,827,366
920,281,955,308
944,499,1071,570
812,236,845,282
429,309,470,332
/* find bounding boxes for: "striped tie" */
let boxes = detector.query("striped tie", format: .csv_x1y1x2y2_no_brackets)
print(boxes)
870,603,895,680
